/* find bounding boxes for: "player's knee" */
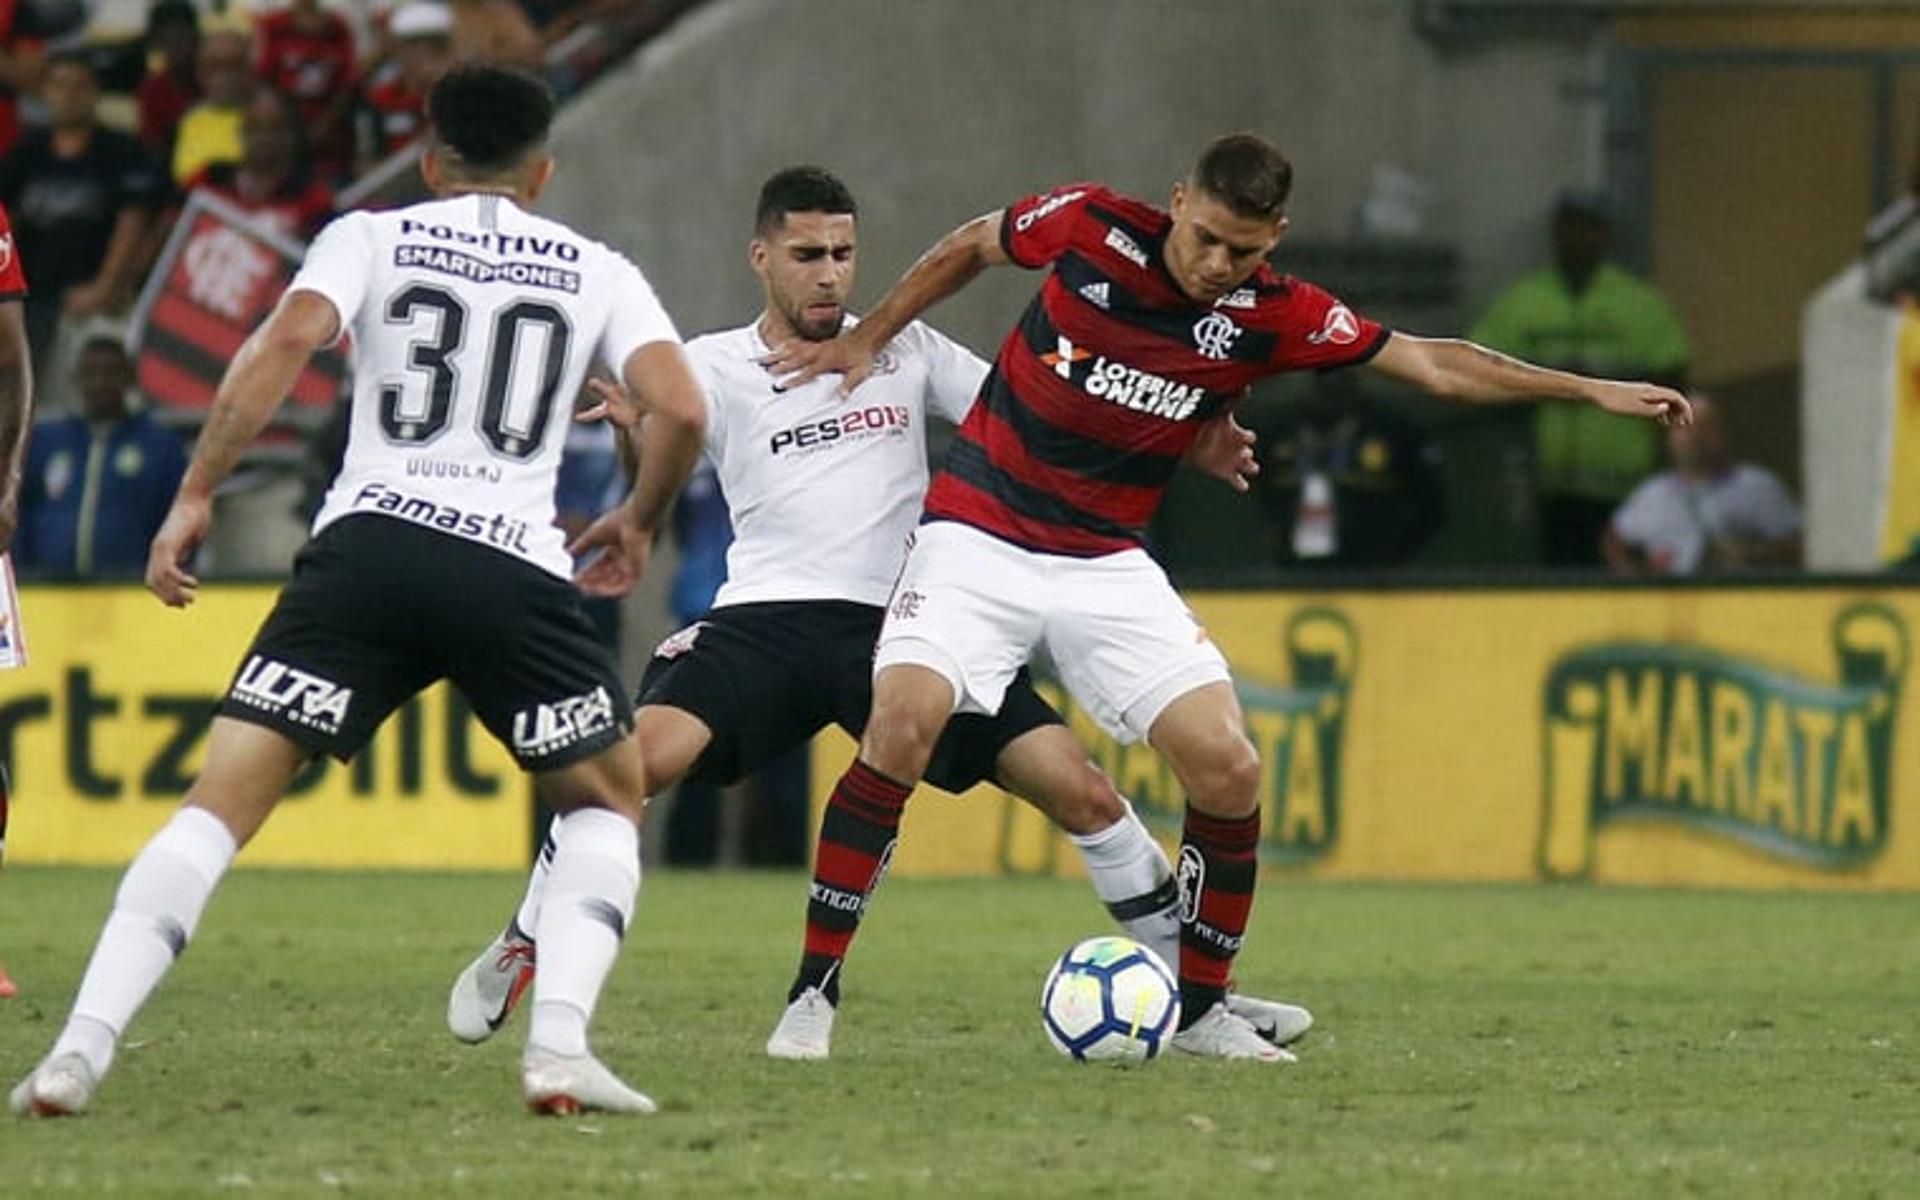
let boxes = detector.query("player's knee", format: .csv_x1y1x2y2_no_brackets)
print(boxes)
861,701,945,782
1048,767,1127,836
1187,735,1261,815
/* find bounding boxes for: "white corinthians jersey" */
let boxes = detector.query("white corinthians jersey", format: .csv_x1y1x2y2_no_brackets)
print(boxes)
298,193,680,578
692,317,986,608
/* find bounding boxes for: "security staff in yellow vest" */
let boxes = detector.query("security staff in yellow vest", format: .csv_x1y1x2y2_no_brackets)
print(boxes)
1469,192,1690,567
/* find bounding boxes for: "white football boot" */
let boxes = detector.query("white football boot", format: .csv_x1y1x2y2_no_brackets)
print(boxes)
521,1049,657,1116
1170,1003,1298,1062
1226,993,1314,1047
10,1053,98,1117
765,987,835,1060
448,929,536,1044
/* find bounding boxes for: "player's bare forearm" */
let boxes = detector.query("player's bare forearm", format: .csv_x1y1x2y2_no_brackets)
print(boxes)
1371,334,1590,404
179,290,338,501
617,341,708,534
1369,333,1690,425
0,303,32,550
850,213,1007,355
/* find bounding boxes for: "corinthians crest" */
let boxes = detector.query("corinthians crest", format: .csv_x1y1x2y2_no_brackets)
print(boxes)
1539,604,1905,878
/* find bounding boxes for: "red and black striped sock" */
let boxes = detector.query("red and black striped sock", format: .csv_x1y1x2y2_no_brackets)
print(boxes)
1176,806,1260,1027
790,759,911,1005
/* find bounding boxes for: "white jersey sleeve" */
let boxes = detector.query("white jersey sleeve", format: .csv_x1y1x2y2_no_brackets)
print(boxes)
597,254,681,377
894,319,988,425
287,212,376,337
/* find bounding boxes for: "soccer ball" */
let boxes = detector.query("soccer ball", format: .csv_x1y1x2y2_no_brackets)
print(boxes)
1040,935,1180,1063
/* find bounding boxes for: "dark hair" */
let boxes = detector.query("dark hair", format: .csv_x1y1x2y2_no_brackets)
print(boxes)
1189,133,1292,220
428,64,555,173
755,166,857,235
147,0,199,38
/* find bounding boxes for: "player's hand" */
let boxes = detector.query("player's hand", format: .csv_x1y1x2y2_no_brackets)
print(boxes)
1186,411,1260,492
147,494,212,607
759,333,875,397
577,377,643,429
570,509,653,598
1588,380,1692,427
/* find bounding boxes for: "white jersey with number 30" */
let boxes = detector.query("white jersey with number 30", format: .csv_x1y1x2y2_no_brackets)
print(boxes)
296,193,680,578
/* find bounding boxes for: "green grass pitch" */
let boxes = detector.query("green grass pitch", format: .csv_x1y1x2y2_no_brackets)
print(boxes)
2,868,1916,1197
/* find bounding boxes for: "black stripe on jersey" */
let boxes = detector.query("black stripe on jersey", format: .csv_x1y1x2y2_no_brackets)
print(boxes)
1055,254,1278,365
944,436,1141,544
142,325,226,387
976,366,1181,489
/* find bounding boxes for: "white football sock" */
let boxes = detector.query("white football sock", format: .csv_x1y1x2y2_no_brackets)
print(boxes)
527,807,639,1059
510,830,557,939
54,806,237,1077
1070,800,1182,971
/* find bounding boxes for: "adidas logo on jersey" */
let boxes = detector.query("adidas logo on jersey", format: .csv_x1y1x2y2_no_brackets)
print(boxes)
512,686,618,759
1215,287,1257,310
230,656,354,735
1078,282,1111,310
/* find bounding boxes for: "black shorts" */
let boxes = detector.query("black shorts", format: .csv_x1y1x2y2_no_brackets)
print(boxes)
636,600,1062,792
219,514,631,771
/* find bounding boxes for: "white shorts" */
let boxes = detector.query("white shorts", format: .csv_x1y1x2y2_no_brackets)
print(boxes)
873,521,1230,743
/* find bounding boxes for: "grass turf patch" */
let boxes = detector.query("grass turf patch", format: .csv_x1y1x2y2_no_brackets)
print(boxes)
2,868,1916,1197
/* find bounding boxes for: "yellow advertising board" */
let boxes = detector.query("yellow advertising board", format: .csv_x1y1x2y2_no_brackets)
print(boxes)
834,586,1919,891
3,586,528,868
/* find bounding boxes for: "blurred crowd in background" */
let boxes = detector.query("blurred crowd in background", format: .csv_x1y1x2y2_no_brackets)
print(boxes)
4,0,1818,596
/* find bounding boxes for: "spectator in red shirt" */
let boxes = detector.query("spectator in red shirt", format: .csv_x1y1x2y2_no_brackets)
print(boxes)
252,0,358,182
355,2,455,171
187,86,334,241
136,1,202,163
0,0,44,159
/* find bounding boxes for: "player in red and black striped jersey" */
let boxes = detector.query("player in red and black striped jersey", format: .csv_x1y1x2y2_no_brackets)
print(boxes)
0,197,32,888
927,179,1389,556
0,198,31,559
764,134,1690,1061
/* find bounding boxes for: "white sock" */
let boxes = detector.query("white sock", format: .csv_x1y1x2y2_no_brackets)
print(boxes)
526,807,639,1059
1070,801,1182,972
54,807,237,1078
510,831,557,939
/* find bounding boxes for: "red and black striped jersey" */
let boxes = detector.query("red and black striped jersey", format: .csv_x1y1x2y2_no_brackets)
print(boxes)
0,200,26,301
922,183,1389,556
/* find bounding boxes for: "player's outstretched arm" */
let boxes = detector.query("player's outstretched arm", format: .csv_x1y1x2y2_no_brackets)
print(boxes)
0,299,32,555
147,289,340,607
1367,332,1692,427
762,210,1011,396
571,341,707,598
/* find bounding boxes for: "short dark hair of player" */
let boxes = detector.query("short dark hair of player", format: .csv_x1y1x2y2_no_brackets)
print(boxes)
755,166,857,235
1189,133,1293,221
428,64,556,174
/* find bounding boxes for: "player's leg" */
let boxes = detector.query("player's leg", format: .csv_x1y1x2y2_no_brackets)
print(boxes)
14,519,421,1115
772,530,1041,1059
516,737,656,1115
1044,551,1291,1061
453,604,828,1043
1141,682,1291,1061
447,704,713,1044
778,661,954,1015
11,720,309,1116
988,722,1184,964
